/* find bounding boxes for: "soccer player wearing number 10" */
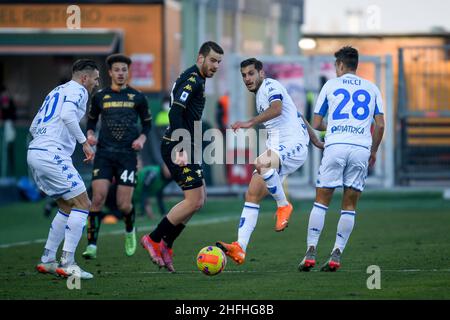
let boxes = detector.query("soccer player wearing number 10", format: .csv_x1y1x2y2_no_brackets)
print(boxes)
29,59,99,279
298,46,385,272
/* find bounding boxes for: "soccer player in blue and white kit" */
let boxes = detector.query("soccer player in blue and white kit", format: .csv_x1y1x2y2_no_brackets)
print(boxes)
298,46,385,272
28,59,99,279
217,58,323,265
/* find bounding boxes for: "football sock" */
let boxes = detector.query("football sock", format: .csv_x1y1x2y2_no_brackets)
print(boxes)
123,207,135,233
41,210,69,263
261,169,289,207
164,223,185,248
306,202,328,248
237,202,260,252
62,208,88,265
150,216,176,243
87,211,102,245
333,210,356,253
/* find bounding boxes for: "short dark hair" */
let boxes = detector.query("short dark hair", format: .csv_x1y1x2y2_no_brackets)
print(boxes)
240,58,263,71
106,54,132,69
198,41,224,56
334,46,359,71
72,59,98,74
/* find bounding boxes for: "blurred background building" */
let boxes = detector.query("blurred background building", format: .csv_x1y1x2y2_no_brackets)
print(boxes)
0,0,449,203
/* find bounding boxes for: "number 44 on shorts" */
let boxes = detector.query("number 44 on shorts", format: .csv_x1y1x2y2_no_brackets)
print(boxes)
120,170,135,183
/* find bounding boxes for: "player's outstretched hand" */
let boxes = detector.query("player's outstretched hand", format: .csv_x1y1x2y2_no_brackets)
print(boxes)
369,151,377,168
82,141,95,163
231,120,253,132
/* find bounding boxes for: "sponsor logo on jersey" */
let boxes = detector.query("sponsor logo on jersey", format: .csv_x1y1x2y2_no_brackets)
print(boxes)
188,76,196,83
184,84,193,91
331,125,365,134
185,176,194,183
103,101,135,108
103,94,112,100
127,94,135,100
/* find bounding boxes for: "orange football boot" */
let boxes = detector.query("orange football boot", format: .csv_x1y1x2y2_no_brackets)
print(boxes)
275,202,293,232
216,241,245,265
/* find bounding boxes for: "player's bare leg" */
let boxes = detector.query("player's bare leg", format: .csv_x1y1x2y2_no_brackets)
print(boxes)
83,179,110,259
217,174,268,265
256,150,292,232
117,185,137,256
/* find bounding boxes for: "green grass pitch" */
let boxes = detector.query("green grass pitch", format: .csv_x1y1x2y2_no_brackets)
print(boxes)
0,192,449,299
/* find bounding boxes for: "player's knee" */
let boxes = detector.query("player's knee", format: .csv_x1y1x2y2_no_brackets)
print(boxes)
118,202,132,214
189,196,205,212
92,193,106,208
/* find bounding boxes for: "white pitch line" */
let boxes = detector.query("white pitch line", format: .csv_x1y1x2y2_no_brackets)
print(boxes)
0,215,237,249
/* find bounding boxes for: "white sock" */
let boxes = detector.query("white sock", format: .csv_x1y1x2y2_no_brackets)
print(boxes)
333,210,356,253
306,202,328,248
237,202,260,252
61,208,88,265
261,169,288,207
41,210,69,263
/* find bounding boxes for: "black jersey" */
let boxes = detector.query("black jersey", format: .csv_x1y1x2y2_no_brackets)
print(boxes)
87,86,152,153
164,65,206,142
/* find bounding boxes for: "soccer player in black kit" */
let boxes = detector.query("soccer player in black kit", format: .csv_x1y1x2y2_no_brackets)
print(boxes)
141,41,224,272
82,54,152,259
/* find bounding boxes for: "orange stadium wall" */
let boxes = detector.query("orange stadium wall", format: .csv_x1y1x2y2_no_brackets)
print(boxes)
0,3,166,92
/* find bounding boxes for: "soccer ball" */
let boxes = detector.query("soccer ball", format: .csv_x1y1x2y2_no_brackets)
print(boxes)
196,246,227,276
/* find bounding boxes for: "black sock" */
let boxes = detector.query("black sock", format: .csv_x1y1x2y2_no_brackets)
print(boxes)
123,207,135,233
163,223,185,248
150,216,176,243
87,211,102,245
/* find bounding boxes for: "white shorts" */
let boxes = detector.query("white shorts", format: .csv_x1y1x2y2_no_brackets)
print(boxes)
27,148,86,200
270,141,308,181
316,144,370,192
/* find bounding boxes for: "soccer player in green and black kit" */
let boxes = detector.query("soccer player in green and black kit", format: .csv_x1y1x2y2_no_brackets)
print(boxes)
82,54,152,259
141,41,224,272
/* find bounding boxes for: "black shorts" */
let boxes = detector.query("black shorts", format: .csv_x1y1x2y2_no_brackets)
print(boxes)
92,150,137,187
161,139,204,191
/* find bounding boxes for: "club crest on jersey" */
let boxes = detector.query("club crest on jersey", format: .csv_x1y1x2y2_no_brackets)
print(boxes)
127,94,135,100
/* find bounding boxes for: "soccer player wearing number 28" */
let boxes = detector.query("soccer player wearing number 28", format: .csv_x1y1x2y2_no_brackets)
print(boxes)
298,46,385,272
28,60,99,279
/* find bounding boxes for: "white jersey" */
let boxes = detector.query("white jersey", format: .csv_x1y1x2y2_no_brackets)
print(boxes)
314,73,384,149
29,80,88,155
256,78,309,149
